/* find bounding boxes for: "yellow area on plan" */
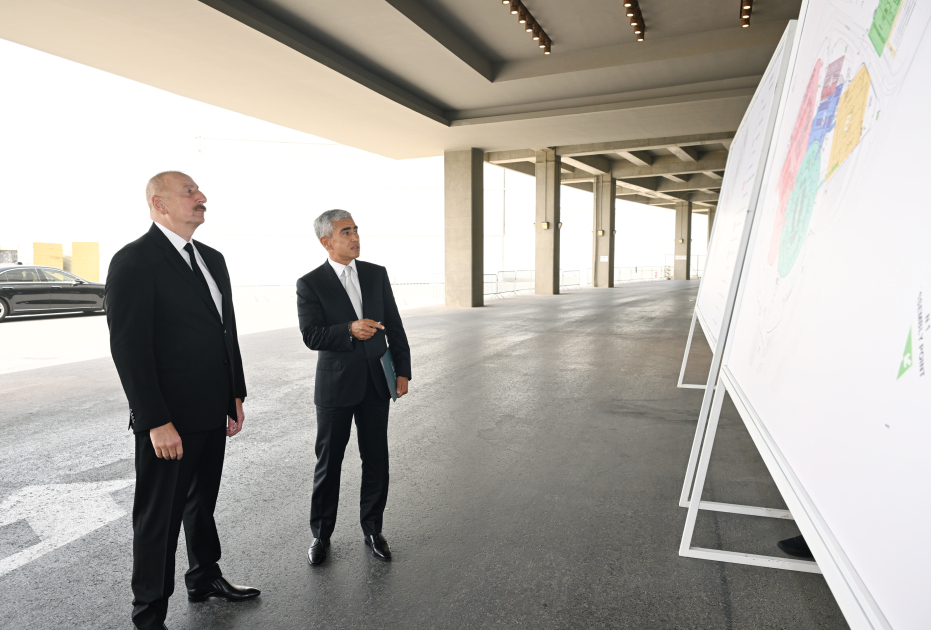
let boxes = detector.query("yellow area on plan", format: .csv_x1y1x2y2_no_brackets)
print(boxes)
828,65,870,180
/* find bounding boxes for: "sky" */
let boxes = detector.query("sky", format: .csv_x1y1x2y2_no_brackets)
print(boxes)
0,37,707,285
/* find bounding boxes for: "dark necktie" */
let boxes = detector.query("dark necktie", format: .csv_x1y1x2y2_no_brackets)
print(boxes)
183,243,211,298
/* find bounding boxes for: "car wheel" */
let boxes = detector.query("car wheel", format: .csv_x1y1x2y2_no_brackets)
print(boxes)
0,298,8,321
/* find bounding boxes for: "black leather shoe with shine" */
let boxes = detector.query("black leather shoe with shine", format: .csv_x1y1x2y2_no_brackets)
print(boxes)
364,533,392,561
187,576,261,602
777,534,814,559
308,537,330,565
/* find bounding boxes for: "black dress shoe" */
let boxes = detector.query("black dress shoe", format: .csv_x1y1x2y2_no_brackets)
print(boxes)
308,537,330,565
364,533,392,561
777,534,814,559
187,576,261,602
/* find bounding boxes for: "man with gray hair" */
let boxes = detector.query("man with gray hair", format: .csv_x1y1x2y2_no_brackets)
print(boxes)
297,209,412,565
107,171,259,629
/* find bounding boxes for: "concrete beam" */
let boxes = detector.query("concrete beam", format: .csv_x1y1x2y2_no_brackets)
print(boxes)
611,151,728,179
668,145,699,162
497,161,536,178
562,154,612,175
615,193,658,206
661,174,687,183
381,0,494,81
689,191,720,203
561,172,597,184
564,181,594,193
655,174,723,193
197,0,450,125
616,177,660,194
703,171,723,180
444,149,484,307
556,132,735,157
485,149,536,164
617,183,683,205
615,150,653,166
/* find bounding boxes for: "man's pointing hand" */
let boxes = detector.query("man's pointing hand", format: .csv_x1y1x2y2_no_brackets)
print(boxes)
351,319,384,340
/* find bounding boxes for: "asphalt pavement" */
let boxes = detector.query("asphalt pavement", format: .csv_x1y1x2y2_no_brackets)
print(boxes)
0,282,847,629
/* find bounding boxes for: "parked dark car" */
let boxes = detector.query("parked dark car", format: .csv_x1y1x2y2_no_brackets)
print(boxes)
0,264,106,321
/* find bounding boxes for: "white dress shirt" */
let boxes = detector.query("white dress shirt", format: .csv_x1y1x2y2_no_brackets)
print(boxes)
327,258,363,308
154,222,224,322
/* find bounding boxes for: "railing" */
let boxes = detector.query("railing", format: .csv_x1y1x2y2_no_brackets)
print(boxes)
483,269,581,297
664,254,705,278
560,269,581,289
483,270,533,297
613,266,671,285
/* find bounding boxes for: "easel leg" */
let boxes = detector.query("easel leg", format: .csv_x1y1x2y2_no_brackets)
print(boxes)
679,380,726,553
677,309,706,390
678,381,820,573
678,351,720,507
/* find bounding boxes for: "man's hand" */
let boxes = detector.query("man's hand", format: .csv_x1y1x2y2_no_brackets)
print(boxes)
397,376,409,399
227,398,245,437
150,422,183,460
350,319,385,340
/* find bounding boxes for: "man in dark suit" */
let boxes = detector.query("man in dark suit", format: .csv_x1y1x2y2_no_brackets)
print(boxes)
297,209,412,565
107,171,259,630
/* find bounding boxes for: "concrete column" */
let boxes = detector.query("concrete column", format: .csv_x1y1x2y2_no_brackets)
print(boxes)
592,173,616,287
444,149,483,307
707,208,716,245
674,200,692,280
534,149,561,294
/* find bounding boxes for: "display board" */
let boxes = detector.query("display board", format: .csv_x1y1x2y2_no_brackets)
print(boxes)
722,0,931,626
695,32,790,352
676,23,797,506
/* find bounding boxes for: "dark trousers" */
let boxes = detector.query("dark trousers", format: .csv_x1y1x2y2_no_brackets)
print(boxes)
311,372,390,539
132,426,226,629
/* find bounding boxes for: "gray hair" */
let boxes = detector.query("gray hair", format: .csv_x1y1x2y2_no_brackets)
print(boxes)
314,209,353,239
146,170,189,212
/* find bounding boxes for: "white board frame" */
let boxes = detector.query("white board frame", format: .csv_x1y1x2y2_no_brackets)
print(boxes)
678,20,799,509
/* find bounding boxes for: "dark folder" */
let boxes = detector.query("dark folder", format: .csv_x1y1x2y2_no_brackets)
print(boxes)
380,348,398,402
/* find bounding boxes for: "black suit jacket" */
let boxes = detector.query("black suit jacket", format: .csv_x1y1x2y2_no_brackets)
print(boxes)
297,260,411,408
106,223,247,434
